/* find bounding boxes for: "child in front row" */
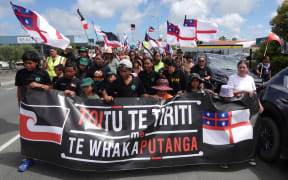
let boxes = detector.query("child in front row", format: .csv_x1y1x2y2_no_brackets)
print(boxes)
52,64,64,87
15,51,51,172
80,77,100,99
53,61,81,96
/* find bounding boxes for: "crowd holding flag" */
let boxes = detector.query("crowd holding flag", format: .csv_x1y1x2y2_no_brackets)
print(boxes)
11,2,70,50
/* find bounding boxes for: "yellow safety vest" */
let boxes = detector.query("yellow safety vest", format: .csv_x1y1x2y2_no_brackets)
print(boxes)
46,55,66,79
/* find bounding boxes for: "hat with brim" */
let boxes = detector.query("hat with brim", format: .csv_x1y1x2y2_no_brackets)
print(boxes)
152,79,173,91
79,46,87,52
80,77,94,87
66,45,73,49
106,71,116,77
79,57,89,66
119,59,133,69
219,85,234,98
189,73,202,83
104,48,113,54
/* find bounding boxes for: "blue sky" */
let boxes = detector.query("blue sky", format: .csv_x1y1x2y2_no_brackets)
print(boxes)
0,0,284,42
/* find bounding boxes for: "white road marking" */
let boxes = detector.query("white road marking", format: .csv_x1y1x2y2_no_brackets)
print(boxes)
0,134,20,152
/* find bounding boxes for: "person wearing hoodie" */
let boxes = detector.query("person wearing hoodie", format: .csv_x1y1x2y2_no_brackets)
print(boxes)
163,58,186,95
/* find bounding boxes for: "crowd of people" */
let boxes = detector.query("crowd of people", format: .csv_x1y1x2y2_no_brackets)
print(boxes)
15,45,266,171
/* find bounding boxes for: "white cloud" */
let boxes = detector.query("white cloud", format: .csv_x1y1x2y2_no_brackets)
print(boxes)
213,0,259,15
162,0,208,23
43,8,83,35
275,0,284,5
270,11,278,18
212,13,246,34
76,0,147,19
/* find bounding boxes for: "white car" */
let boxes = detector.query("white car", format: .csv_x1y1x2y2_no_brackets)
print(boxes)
0,61,9,69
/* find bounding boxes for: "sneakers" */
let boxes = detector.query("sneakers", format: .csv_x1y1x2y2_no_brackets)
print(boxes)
18,159,34,172
248,159,257,166
219,164,229,169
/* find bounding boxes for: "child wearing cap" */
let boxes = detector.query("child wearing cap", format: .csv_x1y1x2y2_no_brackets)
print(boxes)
53,61,81,96
80,77,100,99
15,51,51,172
152,79,173,99
186,73,204,93
76,57,89,79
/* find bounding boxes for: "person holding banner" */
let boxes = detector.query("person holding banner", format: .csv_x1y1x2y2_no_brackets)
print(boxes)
103,59,149,101
15,51,51,172
163,58,186,95
42,48,66,80
227,60,264,114
53,61,81,96
80,77,100,99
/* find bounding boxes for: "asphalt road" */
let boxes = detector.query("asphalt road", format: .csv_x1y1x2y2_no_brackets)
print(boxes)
0,86,287,180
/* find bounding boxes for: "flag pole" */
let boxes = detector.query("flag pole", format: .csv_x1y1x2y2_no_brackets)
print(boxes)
264,41,269,57
91,21,99,42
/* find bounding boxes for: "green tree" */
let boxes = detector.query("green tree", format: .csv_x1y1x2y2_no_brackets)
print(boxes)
218,36,227,41
0,45,36,65
232,37,238,41
253,0,288,75
270,0,288,41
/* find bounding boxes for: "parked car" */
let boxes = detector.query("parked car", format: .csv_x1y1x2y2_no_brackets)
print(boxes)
193,53,263,92
14,61,24,70
0,61,9,70
257,67,288,162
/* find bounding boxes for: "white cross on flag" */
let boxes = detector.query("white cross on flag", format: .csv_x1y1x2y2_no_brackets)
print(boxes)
202,109,253,145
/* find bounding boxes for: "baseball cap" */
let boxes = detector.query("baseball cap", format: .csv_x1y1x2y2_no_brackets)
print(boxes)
119,59,133,69
79,58,89,66
80,77,94,87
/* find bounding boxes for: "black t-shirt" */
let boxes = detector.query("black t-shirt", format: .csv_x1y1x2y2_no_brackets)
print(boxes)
87,63,111,89
108,75,146,97
53,77,82,96
190,65,213,78
138,70,159,95
15,68,51,87
164,69,186,95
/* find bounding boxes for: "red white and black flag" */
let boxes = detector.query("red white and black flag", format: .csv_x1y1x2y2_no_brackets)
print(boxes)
148,26,155,32
102,31,121,48
131,24,135,31
77,9,88,30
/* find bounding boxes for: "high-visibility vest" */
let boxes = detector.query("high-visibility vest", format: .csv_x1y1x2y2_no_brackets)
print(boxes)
46,55,66,79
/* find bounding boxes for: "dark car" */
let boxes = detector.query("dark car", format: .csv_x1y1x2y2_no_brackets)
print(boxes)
257,67,288,162
194,53,263,92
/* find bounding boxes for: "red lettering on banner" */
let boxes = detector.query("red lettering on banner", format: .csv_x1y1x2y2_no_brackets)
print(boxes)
191,136,198,151
140,140,147,154
157,138,164,153
183,137,190,152
174,137,182,152
148,139,156,154
165,138,173,153
78,108,90,125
